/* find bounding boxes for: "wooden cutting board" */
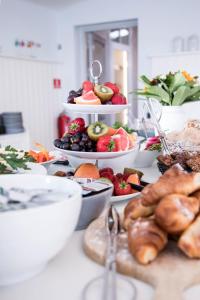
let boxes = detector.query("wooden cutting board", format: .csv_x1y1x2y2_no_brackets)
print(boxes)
84,217,200,300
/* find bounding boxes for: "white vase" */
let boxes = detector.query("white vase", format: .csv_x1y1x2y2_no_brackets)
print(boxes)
160,106,186,133
182,101,200,120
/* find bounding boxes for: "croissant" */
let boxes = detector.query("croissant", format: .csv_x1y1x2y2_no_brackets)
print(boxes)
141,166,200,206
155,194,199,234
124,198,155,230
178,215,200,258
128,218,168,264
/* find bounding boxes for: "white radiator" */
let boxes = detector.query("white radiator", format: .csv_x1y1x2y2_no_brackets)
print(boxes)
0,55,64,150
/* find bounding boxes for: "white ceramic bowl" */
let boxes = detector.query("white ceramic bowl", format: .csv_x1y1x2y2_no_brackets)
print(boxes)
0,174,82,286
133,150,159,168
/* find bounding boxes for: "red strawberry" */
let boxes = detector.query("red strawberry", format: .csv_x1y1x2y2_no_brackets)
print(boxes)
122,173,130,181
111,93,127,105
114,180,132,196
82,81,94,94
97,136,118,152
115,173,124,181
99,168,114,176
100,172,114,182
104,82,119,94
67,118,85,135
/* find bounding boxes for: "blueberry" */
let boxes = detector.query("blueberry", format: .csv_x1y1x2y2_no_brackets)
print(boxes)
69,90,77,96
62,142,70,150
71,144,80,151
61,136,70,143
54,139,62,148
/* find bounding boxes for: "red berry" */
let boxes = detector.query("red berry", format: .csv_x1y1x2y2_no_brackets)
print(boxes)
67,118,85,135
97,136,118,152
99,168,114,176
111,93,127,105
114,180,132,196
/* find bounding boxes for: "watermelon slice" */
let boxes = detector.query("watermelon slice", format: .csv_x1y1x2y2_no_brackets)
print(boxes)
115,127,130,150
75,91,101,105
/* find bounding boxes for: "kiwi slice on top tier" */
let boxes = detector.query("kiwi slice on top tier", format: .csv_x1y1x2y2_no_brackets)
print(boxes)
87,122,109,141
94,85,114,103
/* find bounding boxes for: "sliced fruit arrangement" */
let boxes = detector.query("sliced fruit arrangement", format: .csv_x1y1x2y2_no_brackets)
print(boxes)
28,143,54,163
66,80,127,105
54,117,137,153
61,164,144,197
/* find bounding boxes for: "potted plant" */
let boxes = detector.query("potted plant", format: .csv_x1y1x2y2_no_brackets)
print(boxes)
135,71,200,132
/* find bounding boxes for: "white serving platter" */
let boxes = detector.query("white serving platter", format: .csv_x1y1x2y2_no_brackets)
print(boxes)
63,103,130,114
55,146,138,160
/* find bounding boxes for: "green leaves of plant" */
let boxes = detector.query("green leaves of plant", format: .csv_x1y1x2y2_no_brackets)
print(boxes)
135,71,200,106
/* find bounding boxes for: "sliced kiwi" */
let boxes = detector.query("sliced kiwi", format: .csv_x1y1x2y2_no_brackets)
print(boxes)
94,85,113,103
87,122,109,141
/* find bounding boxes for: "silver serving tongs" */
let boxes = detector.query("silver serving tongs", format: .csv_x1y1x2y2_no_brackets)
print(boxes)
103,205,119,300
145,99,170,155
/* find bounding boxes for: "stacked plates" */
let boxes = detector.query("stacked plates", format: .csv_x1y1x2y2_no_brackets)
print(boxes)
2,112,24,134
0,114,5,134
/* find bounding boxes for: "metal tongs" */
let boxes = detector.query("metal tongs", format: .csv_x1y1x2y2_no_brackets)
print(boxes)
82,205,137,300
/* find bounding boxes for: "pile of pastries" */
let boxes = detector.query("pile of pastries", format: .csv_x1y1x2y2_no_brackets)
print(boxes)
123,165,200,265
157,151,200,172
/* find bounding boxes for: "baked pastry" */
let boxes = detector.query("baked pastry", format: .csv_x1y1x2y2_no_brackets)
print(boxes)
155,194,199,234
128,218,168,265
123,198,155,230
141,166,200,206
178,215,200,258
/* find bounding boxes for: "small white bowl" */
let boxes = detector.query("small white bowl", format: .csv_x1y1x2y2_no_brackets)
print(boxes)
133,150,160,168
0,174,82,286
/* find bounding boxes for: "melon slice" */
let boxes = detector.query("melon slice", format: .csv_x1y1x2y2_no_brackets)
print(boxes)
115,127,130,150
75,91,101,105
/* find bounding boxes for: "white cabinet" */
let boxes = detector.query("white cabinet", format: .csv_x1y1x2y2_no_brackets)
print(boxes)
150,51,200,76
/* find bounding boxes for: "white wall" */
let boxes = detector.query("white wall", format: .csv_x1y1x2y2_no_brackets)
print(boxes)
0,0,59,61
56,0,200,91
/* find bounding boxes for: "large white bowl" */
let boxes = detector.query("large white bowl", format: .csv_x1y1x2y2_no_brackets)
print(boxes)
0,174,82,286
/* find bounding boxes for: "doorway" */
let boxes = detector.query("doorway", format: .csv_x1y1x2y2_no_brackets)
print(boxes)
76,20,138,124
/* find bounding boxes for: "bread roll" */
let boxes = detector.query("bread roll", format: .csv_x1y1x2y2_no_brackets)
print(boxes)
155,194,199,234
128,218,167,265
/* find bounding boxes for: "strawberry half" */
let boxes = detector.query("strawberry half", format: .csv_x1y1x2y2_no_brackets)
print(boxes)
67,118,85,135
111,93,127,105
104,82,119,94
114,180,132,196
97,136,118,152
82,81,94,94
99,168,114,176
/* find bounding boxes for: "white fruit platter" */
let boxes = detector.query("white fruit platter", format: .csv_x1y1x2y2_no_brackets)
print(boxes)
111,191,140,203
63,103,130,114
56,145,139,160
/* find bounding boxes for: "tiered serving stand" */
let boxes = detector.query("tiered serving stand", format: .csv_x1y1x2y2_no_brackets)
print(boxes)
59,60,137,164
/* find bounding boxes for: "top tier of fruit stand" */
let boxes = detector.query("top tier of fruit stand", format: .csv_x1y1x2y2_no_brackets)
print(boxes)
63,60,130,116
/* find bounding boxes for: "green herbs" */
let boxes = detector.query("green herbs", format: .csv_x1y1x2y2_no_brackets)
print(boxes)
135,71,200,106
112,122,135,134
0,146,34,174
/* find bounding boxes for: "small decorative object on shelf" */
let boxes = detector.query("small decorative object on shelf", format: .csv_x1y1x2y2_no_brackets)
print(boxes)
171,36,184,52
187,35,199,52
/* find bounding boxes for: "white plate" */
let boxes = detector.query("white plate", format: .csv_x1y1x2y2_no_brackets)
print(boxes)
18,162,47,175
111,191,140,203
38,151,61,167
56,146,138,160
63,103,130,114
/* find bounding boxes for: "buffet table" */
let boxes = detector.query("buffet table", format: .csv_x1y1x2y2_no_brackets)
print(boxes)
0,165,200,300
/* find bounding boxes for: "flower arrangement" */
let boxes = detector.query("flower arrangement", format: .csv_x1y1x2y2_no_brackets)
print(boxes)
136,70,200,106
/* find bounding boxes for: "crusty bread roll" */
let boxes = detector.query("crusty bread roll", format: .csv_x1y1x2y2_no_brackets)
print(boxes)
124,198,155,230
128,218,168,265
155,194,199,234
141,166,200,206
178,215,200,258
